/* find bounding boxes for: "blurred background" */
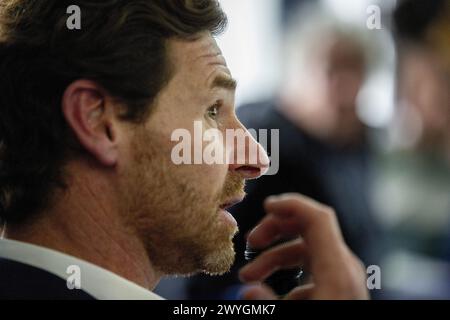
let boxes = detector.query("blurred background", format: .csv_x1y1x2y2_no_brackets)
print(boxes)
155,0,450,300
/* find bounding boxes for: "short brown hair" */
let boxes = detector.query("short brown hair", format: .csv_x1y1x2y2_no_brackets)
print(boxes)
0,0,227,224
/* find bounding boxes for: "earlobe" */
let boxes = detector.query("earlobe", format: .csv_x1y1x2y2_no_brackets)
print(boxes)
62,80,119,167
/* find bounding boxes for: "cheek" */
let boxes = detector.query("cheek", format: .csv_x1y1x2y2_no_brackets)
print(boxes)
168,134,228,192
152,116,230,188
202,132,229,177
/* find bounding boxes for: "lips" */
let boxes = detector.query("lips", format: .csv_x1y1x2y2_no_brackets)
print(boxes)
219,196,245,211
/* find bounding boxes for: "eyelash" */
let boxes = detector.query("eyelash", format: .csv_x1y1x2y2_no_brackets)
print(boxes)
207,102,221,120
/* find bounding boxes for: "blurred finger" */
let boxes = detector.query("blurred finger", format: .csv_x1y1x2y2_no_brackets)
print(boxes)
245,214,287,249
259,194,352,287
284,284,315,300
240,284,278,300
265,195,345,255
239,239,306,282
247,194,341,251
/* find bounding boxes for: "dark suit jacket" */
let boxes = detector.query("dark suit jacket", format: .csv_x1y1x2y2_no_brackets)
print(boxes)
0,258,95,300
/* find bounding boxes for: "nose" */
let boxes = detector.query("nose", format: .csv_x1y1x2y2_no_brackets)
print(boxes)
227,123,270,180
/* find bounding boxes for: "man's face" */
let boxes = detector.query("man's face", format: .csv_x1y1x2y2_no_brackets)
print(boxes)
118,33,267,277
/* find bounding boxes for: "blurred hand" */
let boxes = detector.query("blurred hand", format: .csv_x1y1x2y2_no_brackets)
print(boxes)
238,193,369,300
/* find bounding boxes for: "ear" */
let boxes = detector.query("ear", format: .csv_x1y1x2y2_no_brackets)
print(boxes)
62,80,119,167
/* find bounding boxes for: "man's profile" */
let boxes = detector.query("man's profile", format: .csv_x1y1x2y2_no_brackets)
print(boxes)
0,0,367,300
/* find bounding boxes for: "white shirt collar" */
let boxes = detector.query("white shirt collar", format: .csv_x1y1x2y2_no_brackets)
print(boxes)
0,238,164,300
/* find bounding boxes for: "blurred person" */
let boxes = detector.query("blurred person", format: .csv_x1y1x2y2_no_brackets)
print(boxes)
187,3,382,299
370,0,450,299
389,0,450,156
0,0,368,300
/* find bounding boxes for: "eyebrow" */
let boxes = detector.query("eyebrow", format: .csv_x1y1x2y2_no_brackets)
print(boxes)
211,75,237,91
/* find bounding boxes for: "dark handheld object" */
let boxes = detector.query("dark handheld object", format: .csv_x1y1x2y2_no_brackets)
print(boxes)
245,239,303,296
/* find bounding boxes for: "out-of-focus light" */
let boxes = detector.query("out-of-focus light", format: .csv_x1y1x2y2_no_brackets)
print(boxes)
217,0,282,107
357,70,395,128
322,0,369,24
357,26,397,129
322,0,398,25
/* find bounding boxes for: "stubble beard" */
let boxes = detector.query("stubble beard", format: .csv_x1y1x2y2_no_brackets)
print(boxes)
119,127,243,277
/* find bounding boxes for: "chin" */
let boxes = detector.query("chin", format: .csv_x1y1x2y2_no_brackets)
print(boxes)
201,240,236,276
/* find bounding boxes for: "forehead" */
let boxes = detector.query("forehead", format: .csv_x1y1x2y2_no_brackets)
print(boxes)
166,33,232,88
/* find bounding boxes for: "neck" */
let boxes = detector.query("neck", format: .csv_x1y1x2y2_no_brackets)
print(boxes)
4,159,162,290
